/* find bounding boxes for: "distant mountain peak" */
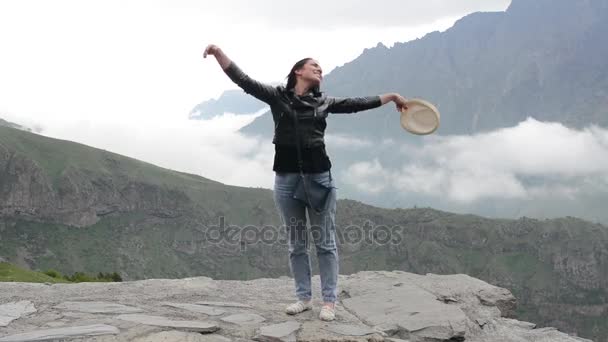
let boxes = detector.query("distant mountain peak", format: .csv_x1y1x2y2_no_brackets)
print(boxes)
189,89,270,120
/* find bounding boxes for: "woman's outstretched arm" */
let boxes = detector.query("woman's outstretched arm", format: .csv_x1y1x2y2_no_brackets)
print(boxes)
204,44,279,104
327,93,408,114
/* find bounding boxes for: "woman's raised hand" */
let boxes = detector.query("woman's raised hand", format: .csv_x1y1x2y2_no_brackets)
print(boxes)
203,44,221,58
203,44,231,69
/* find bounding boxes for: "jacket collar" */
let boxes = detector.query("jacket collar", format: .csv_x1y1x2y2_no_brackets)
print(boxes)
286,86,323,99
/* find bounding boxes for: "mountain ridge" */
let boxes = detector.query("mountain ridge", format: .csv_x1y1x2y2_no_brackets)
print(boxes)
239,0,608,138
0,122,606,340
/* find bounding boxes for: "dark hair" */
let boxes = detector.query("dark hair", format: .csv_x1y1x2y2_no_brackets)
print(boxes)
286,57,321,95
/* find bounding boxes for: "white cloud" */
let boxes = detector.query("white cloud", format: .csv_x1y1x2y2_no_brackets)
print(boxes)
343,118,608,202
2,111,275,189
326,134,373,148
212,0,511,29
0,0,507,129
4,110,608,220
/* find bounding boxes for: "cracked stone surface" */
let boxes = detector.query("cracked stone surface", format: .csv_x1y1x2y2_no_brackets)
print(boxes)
132,331,232,342
0,324,119,341
254,321,301,342
53,301,144,314
341,282,467,340
0,301,36,327
0,271,592,342
221,313,266,326
196,301,253,308
161,302,226,316
116,313,219,332
322,323,377,336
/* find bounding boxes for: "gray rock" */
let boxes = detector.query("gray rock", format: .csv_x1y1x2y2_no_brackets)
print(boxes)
53,301,143,314
476,287,517,318
0,301,36,327
322,323,376,336
116,313,219,333
372,323,400,336
196,301,252,308
161,302,226,316
0,271,590,342
467,317,595,342
342,282,466,341
341,271,590,342
0,324,119,341
254,321,301,342
200,334,232,342
221,313,266,326
132,331,232,342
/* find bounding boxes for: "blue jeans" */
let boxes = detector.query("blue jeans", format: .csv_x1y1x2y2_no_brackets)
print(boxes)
273,170,339,303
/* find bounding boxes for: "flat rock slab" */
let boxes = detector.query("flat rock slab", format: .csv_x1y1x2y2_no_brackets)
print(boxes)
322,323,376,336
0,301,36,327
342,282,466,341
161,302,226,316
53,301,143,314
221,313,266,325
132,331,232,342
116,313,219,333
255,321,301,342
0,271,589,342
196,301,252,308
0,323,119,342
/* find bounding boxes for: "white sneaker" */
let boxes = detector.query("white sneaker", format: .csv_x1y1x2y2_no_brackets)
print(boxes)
285,300,312,315
319,304,336,321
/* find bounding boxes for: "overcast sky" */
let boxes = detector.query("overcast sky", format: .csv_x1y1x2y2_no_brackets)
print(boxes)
0,0,510,124
2,0,608,220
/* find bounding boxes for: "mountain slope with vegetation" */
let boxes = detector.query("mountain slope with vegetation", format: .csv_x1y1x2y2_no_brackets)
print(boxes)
0,124,606,340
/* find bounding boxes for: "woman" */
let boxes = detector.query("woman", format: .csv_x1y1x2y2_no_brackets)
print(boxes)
203,44,407,321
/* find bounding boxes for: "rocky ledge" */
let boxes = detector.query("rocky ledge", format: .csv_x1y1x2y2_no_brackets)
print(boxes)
0,271,592,342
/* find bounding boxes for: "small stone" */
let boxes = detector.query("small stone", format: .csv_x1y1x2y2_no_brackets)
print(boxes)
255,321,301,342
0,301,37,327
196,301,252,308
162,302,226,316
436,295,458,303
116,314,219,333
498,317,536,330
323,323,376,336
221,313,266,325
53,301,143,314
0,324,119,342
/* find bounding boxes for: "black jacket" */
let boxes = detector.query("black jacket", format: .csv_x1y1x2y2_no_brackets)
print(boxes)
224,61,382,147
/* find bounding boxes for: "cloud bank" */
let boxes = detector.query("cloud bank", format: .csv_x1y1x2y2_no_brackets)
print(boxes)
221,0,511,29
343,118,608,203
4,112,607,222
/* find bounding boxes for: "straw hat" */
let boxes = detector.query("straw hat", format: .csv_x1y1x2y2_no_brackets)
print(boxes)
400,98,440,135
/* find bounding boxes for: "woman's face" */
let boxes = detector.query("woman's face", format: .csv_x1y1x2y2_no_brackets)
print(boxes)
296,59,323,85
